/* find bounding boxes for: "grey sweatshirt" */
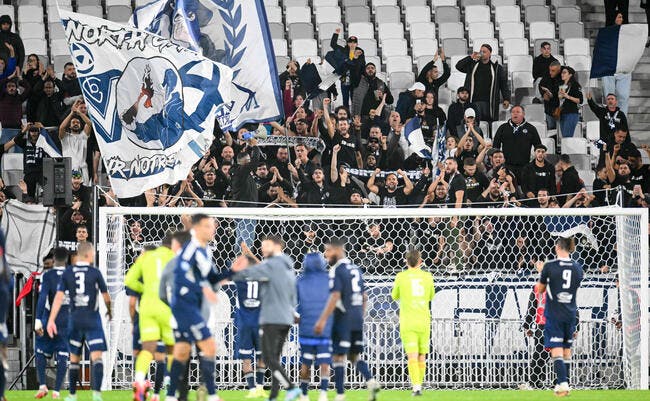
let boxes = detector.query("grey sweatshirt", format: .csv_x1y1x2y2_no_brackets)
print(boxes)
232,253,297,326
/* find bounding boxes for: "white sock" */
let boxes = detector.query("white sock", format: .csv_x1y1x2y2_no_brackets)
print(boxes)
135,372,146,383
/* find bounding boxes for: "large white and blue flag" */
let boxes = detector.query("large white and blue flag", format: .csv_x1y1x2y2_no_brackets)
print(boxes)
131,0,283,131
35,129,62,158
403,117,433,159
59,9,233,198
590,24,648,78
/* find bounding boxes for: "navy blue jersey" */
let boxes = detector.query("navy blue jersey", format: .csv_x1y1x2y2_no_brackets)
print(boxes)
330,258,365,331
235,280,261,326
539,258,584,322
58,263,108,328
36,266,70,329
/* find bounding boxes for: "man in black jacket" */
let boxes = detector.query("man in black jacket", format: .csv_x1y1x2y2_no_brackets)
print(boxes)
446,87,480,137
60,62,82,106
557,154,584,205
532,41,558,81
0,15,24,69
416,50,450,99
539,61,561,130
587,92,628,142
521,144,556,201
493,106,541,182
351,62,393,120
455,44,510,122
331,29,365,108
231,138,261,207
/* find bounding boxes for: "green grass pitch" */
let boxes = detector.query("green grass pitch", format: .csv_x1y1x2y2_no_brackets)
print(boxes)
6,389,650,401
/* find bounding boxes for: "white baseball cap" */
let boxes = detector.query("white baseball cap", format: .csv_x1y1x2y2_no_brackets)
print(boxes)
408,82,426,92
464,108,476,118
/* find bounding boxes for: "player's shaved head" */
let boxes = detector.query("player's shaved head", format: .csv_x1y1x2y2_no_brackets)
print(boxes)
53,247,68,265
324,237,346,265
161,232,173,248
556,237,575,253
261,235,284,258
192,213,210,225
406,248,422,268
76,242,95,263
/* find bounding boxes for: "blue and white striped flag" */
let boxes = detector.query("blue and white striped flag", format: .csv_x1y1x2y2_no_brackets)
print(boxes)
131,0,283,131
433,124,447,173
590,24,648,78
35,129,62,157
403,117,432,159
60,9,233,198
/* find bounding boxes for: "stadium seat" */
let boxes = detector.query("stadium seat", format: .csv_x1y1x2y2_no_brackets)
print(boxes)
343,0,367,7
465,5,491,24
542,137,556,153
525,5,550,23
521,0,546,6
492,120,507,133
526,103,546,122
586,121,600,141
22,0,42,5
366,55,382,71
346,6,372,23
491,0,516,8
410,22,436,40
568,154,591,170
292,39,318,59
318,23,344,43
385,56,413,74
434,6,461,24
283,0,308,9
564,38,590,56
495,5,521,26
404,6,431,29
265,6,283,24
551,0,577,6
375,6,401,25
49,22,65,41
416,56,434,73
439,22,465,41
294,56,321,66
442,38,468,57
269,23,285,39
348,22,375,39
76,0,99,5
18,5,43,24
19,23,45,40
499,22,525,43
1,154,23,187
578,169,596,188
316,7,342,25
566,55,591,71
402,0,427,10
512,71,534,89
23,38,48,58
556,6,581,23
534,38,559,55
507,55,533,77
286,7,311,25
382,38,408,61
276,56,290,69
446,72,466,92
529,22,556,42
389,72,415,92
134,0,150,6
372,0,397,9
559,22,585,39
461,0,486,7
378,23,405,43
472,38,499,57
272,39,288,57
468,22,494,44
107,5,132,22
358,38,378,57
431,0,457,7
412,38,439,59
503,38,529,60
314,0,339,8
561,138,588,153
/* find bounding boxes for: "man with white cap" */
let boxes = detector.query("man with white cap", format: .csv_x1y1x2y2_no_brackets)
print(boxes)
455,108,485,151
396,82,425,122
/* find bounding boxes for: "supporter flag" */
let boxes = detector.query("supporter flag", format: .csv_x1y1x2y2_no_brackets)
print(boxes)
590,24,648,78
433,124,447,173
131,0,283,131
403,117,432,159
35,129,62,157
59,9,233,198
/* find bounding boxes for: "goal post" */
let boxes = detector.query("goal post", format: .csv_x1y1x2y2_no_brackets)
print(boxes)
97,206,648,390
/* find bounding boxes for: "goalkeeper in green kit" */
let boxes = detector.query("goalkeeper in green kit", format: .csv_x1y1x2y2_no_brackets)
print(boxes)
391,249,435,396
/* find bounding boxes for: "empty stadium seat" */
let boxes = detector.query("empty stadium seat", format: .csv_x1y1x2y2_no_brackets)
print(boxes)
465,5,491,24
564,38,590,56
578,169,595,188
378,22,404,43
432,0,457,6
439,22,465,40
385,55,413,74
316,7,342,25
402,0,427,10
529,22,556,42
585,121,600,141
566,55,591,71
568,154,591,170
446,72,466,92
346,6,372,23
372,0,397,9
314,0,339,8
526,103,546,122
23,38,47,58
276,56,290,69
410,22,436,40
343,0,367,7
19,23,45,40
412,38,439,59
283,0,308,9
559,22,584,39
556,6,581,23
561,138,588,153
491,0,516,7
382,38,408,61
468,22,494,44
366,55,382,71
499,22,525,43
495,6,521,26
442,38,468,57
405,6,431,29
286,7,311,25
375,6,400,25
18,5,43,24
49,22,65,41
389,71,415,92
269,23,285,39
318,23,344,44
525,5,550,23
540,138,555,154
521,0,546,6
292,39,318,58
272,39,288,57
512,71,534,89
348,22,374,39
503,38,529,59
265,6,283,24
461,0,486,6
76,0,101,5
358,38,378,57
507,55,533,76
434,6,460,24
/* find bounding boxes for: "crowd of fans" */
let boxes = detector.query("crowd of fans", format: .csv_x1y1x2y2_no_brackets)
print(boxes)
0,9,646,257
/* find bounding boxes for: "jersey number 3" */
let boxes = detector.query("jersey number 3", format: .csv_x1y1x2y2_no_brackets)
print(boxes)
562,269,572,289
75,272,85,294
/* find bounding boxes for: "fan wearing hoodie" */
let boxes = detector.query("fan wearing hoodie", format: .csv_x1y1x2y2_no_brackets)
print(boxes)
296,252,333,401
0,15,24,69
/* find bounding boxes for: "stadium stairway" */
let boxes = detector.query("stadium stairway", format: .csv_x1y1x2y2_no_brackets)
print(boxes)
580,0,650,144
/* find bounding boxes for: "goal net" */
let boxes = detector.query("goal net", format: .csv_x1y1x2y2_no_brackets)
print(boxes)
97,207,649,390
